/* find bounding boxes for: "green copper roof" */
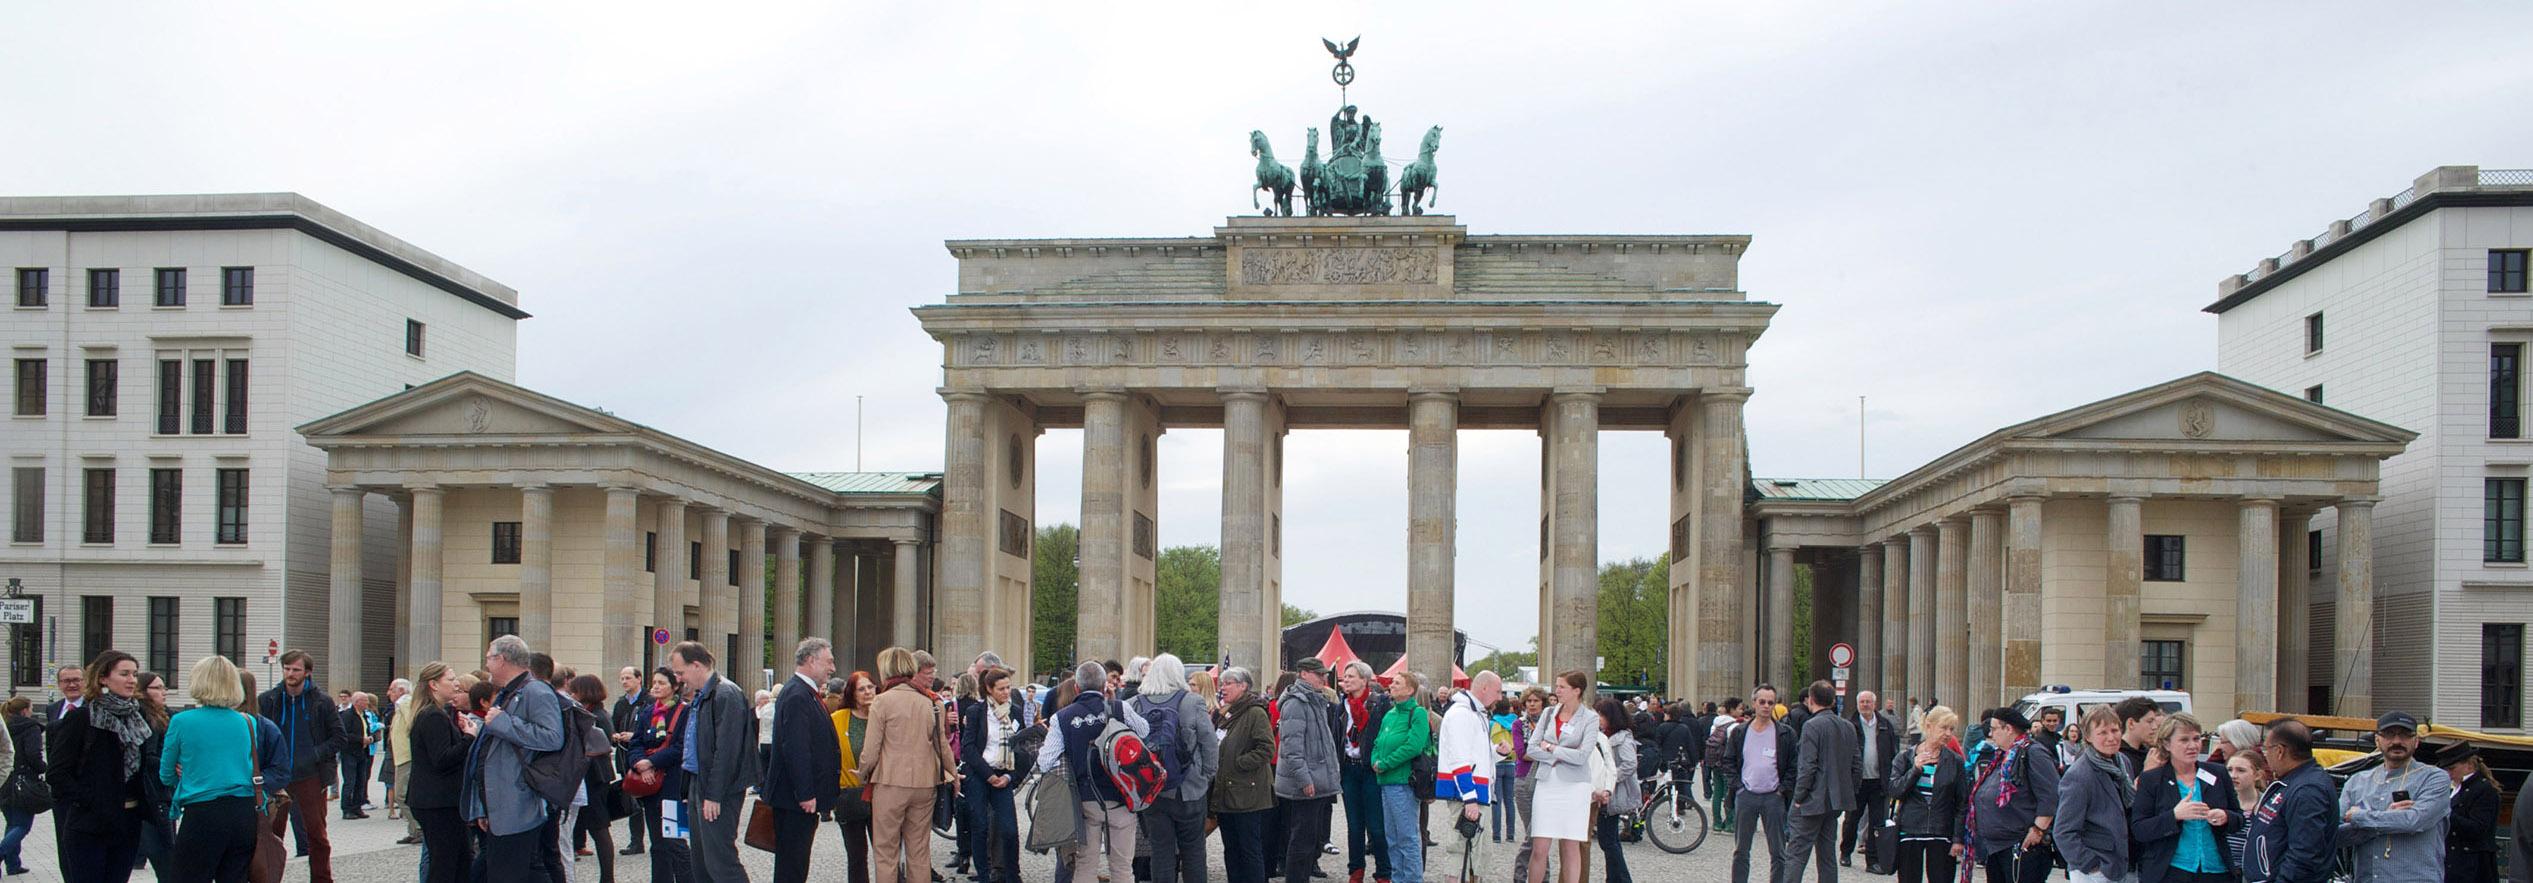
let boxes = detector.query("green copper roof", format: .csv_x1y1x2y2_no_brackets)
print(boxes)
1750,477,1887,502
786,472,944,496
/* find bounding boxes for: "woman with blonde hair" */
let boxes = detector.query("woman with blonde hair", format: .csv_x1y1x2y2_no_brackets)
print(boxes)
859,648,954,883
2129,712,2237,883
1890,706,1967,883
156,656,261,883
405,661,479,883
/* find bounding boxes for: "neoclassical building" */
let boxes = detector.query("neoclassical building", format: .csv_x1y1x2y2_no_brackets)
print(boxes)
1748,373,2413,722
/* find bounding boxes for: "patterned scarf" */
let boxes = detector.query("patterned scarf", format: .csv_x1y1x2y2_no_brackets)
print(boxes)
89,693,154,783
1959,734,2033,883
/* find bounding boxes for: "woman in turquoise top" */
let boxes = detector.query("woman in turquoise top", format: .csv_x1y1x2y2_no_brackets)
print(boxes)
157,654,265,883
2126,712,2240,883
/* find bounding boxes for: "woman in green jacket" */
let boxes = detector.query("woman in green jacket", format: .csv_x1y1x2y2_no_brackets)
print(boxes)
1373,671,1434,883
1212,668,1278,883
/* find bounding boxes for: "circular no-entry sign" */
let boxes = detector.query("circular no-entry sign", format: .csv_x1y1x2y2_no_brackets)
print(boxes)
1829,642,1855,668
653,628,672,645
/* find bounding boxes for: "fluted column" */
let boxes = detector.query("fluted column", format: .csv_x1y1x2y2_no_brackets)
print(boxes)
1077,390,1129,660
1855,544,1883,701
1693,389,1750,701
699,508,730,653
1968,509,2004,710
408,486,445,667
772,527,802,674
1406,391,1458,684
1218,390,1271,670
327,487,365,693
2003,495,2045,702
2235,499,2279,716
892,538,920,648
807,538,835,648
2104,495,2145,688
1879,539,1908,703
2334,498,2377,716
1767,543,1797,689
2278,511,2311,712
1546,391,1601,682
653,499,688,640
937,392,992,664
393,494,413,669
1907,527,1936,707
518,483,554,649
740,518,767,688
1936,518,1969,709
602,486,642,667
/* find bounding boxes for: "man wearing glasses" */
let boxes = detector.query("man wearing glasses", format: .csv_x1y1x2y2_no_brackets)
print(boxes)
2336,711,2449,882
2240,719,2338,883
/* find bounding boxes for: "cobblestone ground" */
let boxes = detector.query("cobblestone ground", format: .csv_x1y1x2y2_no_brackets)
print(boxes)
24,793,1803,883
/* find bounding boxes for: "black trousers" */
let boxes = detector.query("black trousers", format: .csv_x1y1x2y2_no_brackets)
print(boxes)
1894,840,1955,883
1282,797,1334,883
1595,809,1633,883
833,809,873,883
59,810,142,883
1981,846,2053,883
639,796,695,883
484,824,547,883
771,805,820,883
414,807,471,883
1839,778,1887,859
165,796,258,883
1219,810,1271,883
575,801,617,883
1142,795,1208,883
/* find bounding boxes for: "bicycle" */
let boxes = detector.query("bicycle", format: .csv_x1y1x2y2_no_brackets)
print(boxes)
1620,763,1708,854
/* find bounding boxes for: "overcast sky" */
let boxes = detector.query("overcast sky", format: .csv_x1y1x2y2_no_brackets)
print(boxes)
15,3,2532,655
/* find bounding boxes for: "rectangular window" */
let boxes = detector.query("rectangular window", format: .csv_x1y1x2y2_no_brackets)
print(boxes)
7,597,41,687
491,521,522,564
2304,312,2325,354
2484,623,2523,728
13,359,43,416
214,468,247,544
81,468,113,545
189,359,214,434
644,531,657,573
2303,384,2324,404
154,268,186,307
405,319,426,357
2489,478,2527,563
222,359,247,434
214,598,245,666
688,541,701,580
84,359,116,417
727,549,741,586
14,268,44,308
10,467,41,543
2499,344,2524,439
220,267,253,306
2142,640,2186,690
147,597,178,684
2308,529,2323,571
149,468,180,544
486,616,518,647
2144,534,2186,581
156,360,181,434
86,269,117,308
2494,249,2531,294
80,596,112,666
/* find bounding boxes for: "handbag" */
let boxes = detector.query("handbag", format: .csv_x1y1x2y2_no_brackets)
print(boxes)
621,703,683,799
247,716,292,883
834,786,872,825
0,761,51,814
743,798,779,853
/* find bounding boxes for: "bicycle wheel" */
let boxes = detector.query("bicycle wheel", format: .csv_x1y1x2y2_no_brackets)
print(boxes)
1643,786,1708,855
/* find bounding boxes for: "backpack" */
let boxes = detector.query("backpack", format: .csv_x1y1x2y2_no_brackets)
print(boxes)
1089,698,1167,812
1702,719,1735,769
1024,766,1079,853
1587,730,1617,795
524,701,598,810
1129,694,1188,790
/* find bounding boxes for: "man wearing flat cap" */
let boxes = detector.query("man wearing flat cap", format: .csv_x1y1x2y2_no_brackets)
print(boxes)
2337,711,2449,882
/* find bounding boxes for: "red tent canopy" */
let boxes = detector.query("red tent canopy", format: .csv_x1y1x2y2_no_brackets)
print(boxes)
1379,654,1470,688
1313,628,1363,672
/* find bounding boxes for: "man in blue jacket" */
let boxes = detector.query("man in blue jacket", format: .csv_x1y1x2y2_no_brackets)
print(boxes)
461,635,566,873
2243,719,2338,883
259,649,354,883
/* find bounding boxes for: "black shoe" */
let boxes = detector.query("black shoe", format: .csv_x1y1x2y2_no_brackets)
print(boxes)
620,846,644,856
1840,854,1853,868
5,867,25,876
343,811,370,820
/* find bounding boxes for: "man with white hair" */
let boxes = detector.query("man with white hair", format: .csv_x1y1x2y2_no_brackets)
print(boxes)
385,677,419,841
1043,659,1150,883
1134,654,1220,883
462,635,566,870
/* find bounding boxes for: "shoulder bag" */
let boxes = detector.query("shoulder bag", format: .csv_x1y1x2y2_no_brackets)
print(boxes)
247,715,292,883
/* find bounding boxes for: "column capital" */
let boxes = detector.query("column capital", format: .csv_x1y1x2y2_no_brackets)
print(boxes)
329,485,366,497
404,483,444,497
1407,388,1460,402
2107,493,2147,505
1766,539,1799,554
891,536,921,547
1698,387,1755,402
516,481,552,493
1548,387,1605,402
1217,386,1272,402
1077,387,1131,402
770,524,801,540
2336,495,2381,509
2237,496,2281,509
2006,492,2049,505
598,481,641,493
1909,524,1938,538
939,389,994,404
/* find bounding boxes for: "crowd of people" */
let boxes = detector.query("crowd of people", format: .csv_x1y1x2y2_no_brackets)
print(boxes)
8,642,2533,883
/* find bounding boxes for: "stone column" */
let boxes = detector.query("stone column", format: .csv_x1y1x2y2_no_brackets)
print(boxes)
1879,540,1908,703
2104,495,2145,688
1767,543,1797,689
1855,544,1883,701
773,527,802,674
2235,499,2279,716
2334,498,2377,716
1693,389,1750,701
327,487,365,693
2003,495,2045,702
2278,511,2311,712
408,487,445,668
1077,390,1129,660
936,392,991,664
1936,518,1969,709
1546,391,1601,682
653,499,688,640
740,518,767,689
1407,391,1458,683
1907,527,1936,708
393,494,413,669
807,538,835,647
893,539,921,648
518,484,554,649
1218,390,1271,670
699,509,730,651
602,486,642,667
1968,509,2004,711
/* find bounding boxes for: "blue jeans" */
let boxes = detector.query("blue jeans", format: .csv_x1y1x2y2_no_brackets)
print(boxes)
1379,785,1421,883
0,808,30,871
1490,764,1516,840
1340,764,1390,877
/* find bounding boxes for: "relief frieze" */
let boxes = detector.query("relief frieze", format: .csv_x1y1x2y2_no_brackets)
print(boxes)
949,329,1735,370
1237,246,1440,286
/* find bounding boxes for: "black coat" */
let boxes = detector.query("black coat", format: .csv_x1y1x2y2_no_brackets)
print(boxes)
1846,710,1902,788
759,677,840,810
6,716,42,789
2449,772,2500,882
45,705,148,835
1718,717,1799,797
1888,744,1966,840
1337,689,1389,768
2129,760,2243,883
610,693,643,773
257,684,350,783
402,704,473,811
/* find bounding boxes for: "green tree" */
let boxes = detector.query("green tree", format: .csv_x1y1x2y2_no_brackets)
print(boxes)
1155,545,1224,661
1595,557,1669,689
1468,637,1538,680
1792,564,1815,685
1282,603,1318,627
1031,523,1080,678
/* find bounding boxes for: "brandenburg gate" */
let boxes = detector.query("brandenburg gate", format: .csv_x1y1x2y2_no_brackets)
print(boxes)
915,213,1776,700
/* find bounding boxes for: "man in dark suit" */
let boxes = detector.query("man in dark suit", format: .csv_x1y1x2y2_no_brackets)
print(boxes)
673,640,758,883
1838,691,1901,869
44,665,82,726
761,639,841,883
610,665,648,856
1785,681,1859,883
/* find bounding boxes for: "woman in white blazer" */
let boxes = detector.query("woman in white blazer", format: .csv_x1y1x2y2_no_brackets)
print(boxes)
1524,671,1602,883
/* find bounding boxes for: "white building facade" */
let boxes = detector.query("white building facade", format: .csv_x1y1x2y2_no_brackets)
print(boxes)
2,194,522,697
2213,165,2533,730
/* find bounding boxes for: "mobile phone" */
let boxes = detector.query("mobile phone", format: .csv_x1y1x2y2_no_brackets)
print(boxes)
2391,789,2411,802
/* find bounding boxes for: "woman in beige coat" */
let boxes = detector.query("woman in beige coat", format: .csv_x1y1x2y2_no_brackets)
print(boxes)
858,647,955,883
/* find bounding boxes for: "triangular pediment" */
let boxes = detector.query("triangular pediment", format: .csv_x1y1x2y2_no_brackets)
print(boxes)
298,372,638,440
2008,372,2414,446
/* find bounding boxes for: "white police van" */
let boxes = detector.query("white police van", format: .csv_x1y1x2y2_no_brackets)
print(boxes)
2011,685,2192,736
